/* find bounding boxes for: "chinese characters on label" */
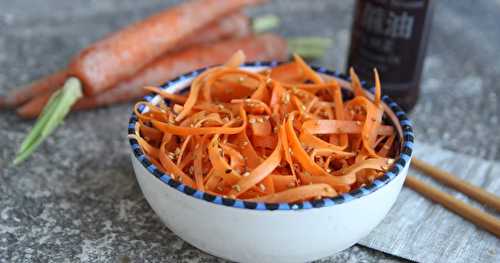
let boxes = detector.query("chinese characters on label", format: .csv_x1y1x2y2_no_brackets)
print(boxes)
362,2,415,39
349,0,427,84
348,0,433,110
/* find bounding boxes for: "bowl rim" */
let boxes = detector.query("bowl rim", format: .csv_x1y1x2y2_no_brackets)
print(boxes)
128,61,414,211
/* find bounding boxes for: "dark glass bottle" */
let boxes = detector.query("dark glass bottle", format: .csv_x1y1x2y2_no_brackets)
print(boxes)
347,0,435,111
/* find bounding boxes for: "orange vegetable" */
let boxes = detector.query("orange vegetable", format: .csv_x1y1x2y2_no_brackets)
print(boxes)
0,70,68,109
70,0,265,96
1,12,251,110
17,34,288,119
133,52,398,203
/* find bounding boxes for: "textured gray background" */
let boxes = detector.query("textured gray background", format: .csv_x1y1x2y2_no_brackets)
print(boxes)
360,143,500,263
1,0,499,262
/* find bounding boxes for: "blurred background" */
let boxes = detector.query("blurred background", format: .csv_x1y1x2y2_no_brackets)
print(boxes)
1,0,499,262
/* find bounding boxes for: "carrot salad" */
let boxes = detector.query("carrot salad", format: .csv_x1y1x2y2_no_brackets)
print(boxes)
131,51,398,203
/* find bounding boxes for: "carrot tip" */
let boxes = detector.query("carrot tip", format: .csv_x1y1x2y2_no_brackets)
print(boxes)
0,96,6,109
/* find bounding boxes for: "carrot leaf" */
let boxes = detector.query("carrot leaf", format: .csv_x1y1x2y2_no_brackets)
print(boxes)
252,14,280,33
287,37,333,60
13,77,82,165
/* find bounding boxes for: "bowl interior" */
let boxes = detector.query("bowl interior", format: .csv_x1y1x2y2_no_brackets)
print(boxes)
128,61,414,211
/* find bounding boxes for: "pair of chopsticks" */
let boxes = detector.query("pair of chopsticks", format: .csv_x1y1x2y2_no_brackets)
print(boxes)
405,158,500,237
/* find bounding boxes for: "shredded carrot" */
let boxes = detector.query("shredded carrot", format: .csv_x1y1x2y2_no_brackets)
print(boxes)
134,52,398,203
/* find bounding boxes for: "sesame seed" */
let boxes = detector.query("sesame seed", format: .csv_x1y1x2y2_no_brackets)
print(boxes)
259,184,266,191
249,118,256,124
356,121,362,126
387,159,395,164
232,184,241,192
303,171,311,176
217,104,225,110
257,118,265,123
282,93,290,104
173,104,183,114
243,172,250,177
238,76,246,83
175,147,181,155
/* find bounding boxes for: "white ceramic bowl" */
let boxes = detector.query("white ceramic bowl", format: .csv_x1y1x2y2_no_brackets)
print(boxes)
128,62,414,263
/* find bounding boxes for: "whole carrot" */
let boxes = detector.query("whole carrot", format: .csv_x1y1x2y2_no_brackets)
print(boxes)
74,33,287,110
17,34,288,118
70,0,264,96
2,12,252,110
15,0,266,164
15,12,254,119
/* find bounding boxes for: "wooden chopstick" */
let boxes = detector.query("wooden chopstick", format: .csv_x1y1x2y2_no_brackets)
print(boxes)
405,175,500,238
411,158,500,212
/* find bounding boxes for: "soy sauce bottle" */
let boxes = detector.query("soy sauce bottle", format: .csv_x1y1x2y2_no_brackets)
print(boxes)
347,0,435,111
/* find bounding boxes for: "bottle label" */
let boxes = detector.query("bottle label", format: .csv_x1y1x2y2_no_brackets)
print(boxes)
348,0,430,90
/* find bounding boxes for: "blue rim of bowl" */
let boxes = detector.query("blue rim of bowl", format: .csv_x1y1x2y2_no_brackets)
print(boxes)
128,61,414,211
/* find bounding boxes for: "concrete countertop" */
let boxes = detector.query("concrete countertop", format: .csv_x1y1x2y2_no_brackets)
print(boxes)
1,0,498,262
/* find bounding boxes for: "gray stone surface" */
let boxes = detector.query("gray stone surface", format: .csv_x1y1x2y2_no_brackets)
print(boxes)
0,0,498,262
